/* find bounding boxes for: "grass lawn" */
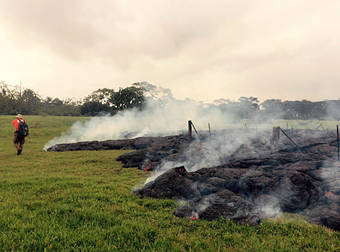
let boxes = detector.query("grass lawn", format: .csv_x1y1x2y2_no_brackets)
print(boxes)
0,115,339,251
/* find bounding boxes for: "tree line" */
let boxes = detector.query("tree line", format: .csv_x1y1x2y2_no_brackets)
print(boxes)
213,97,340,121
1,80,340,120
0,81,144,116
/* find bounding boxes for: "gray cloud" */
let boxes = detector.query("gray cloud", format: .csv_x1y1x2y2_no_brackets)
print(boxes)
0,0,339,101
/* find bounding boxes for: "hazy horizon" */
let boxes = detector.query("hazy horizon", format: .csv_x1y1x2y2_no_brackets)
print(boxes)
1,0,339,102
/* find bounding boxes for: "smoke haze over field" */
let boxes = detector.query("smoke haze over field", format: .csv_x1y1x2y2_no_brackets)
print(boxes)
44,96,237,149
1,0,340,102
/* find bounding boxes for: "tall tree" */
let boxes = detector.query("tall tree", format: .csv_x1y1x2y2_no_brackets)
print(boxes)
80,88,114,116
19,89,42,114
110,86,145,111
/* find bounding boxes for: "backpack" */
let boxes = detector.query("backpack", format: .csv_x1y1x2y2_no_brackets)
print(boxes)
18,120,29,137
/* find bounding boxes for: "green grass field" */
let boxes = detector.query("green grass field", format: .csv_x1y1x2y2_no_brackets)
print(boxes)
0,115,339,251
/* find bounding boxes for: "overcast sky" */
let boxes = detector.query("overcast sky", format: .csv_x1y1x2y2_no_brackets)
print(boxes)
0,0,339,102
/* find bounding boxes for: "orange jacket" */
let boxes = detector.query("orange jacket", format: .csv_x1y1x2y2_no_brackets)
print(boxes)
11,119,25,131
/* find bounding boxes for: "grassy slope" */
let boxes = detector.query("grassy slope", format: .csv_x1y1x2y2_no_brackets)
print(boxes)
0,116,339,251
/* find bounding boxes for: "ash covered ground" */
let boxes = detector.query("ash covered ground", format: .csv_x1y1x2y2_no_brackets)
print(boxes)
47,129,340,231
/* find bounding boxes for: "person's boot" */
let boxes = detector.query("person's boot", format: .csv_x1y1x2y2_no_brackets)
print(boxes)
17,149,22,155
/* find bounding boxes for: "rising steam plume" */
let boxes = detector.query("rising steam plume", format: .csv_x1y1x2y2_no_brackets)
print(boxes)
44,86,245,150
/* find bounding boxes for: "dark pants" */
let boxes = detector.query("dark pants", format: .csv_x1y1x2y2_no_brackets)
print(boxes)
13,131,25,150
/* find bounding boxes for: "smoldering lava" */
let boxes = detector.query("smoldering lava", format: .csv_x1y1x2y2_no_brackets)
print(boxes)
48,129,340,230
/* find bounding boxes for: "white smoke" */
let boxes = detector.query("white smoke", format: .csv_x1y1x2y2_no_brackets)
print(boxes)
321,161,340,196
190,194,215,220
145,130,262,183
326,101,340,121
254,195,282,219
259,203,282,218
44,95,247,150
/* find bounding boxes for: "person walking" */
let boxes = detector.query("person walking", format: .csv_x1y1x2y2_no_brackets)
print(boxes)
11,114,29,155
